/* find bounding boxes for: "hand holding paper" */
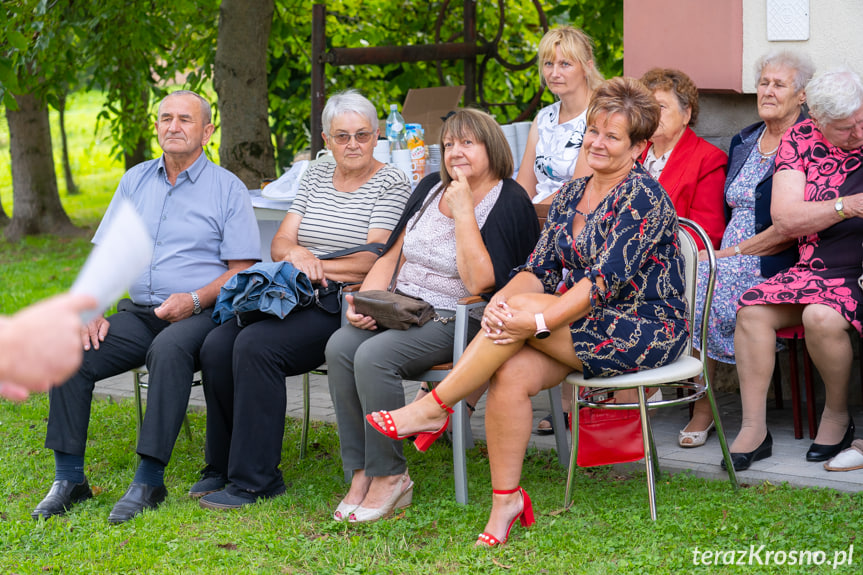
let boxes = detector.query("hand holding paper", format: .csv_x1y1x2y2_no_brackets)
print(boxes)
70,201,153,322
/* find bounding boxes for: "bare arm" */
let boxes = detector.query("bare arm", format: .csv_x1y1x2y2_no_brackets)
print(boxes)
270,212,388,285
484,275,605,344
771,169,859,237
154,259,256,322
515,119,540,199
705,224,795,260
345,232,406,331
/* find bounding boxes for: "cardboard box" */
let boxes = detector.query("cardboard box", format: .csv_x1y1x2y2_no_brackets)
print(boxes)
402,85,465,145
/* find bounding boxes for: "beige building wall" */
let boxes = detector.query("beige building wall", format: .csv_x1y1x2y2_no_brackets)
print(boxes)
742,0,863,92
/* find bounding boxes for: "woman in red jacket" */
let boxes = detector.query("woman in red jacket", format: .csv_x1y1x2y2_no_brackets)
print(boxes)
639,68,727,250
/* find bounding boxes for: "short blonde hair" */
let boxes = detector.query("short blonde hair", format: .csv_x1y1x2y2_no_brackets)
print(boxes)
587,77,660,145
537,26,604,93
439,109,513,188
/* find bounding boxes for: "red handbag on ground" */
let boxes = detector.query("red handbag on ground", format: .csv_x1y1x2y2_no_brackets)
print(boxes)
574,399,645,467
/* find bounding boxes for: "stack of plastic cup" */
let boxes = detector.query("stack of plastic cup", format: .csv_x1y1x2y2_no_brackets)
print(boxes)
500,124,519,175
514,122,532,169
391,148,413,184
426,144,441,177
373,138,391,164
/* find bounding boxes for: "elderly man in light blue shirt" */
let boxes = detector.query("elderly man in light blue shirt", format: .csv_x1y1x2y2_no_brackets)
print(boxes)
33,90,261,524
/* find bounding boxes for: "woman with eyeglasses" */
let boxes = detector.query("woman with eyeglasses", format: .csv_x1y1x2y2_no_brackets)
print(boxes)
193,90,412,510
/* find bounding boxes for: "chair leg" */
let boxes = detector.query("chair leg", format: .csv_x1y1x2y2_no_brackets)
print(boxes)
772,357,784,410
564,385,580,508
300,372,310,460
182,415,192,441
787,340,803,440
548,385,570,468
134,372,144,445
452,400,470,505
637,387,658,521
802,345,817,439
705,377,739,491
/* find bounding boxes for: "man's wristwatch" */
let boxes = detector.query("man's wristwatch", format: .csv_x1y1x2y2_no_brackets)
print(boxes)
835,197,847,219
190,291,202,315
534,313,551,339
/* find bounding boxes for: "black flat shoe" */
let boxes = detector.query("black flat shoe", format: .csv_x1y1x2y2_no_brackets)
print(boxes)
31,478,93,520
806,419,855,462
108,482,167,524
535,412,570,435
721,431,773,471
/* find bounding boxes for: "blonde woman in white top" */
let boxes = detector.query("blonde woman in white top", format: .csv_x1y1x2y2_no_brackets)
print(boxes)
516,26,604,205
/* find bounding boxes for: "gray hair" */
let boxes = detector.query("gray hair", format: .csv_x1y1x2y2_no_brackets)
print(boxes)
806,67,863,123
322,89,379,135
158,90,212,125
755,50,815,92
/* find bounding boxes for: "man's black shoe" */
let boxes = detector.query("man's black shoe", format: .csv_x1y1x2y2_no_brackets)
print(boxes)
31,478,93,520
107,482,167,524
189,466,228,499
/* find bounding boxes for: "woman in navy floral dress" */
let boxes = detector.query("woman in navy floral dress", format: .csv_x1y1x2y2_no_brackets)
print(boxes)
726,68,863,471
366,78,688,547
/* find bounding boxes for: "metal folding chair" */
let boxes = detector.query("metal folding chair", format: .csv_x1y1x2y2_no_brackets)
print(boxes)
564,218,738,520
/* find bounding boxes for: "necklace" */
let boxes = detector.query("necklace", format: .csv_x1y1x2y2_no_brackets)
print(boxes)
757,129,779,162
575,182,593,217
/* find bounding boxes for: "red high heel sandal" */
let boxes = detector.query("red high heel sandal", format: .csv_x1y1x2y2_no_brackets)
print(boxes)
412,388,453,452
476,486,535,547
366,388,453,452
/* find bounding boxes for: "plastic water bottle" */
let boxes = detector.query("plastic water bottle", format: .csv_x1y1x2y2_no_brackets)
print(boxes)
386,104,407,151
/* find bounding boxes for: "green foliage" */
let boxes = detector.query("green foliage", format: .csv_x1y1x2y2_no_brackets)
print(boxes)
548,0,624,78
1,0,219,164
267,0,623,169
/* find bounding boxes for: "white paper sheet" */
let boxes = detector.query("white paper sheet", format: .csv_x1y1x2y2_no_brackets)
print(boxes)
70,201,153,321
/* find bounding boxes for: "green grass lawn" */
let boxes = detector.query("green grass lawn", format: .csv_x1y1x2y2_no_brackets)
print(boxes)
1,395,860,574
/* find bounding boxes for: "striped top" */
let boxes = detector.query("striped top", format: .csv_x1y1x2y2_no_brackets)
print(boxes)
288,161,412,256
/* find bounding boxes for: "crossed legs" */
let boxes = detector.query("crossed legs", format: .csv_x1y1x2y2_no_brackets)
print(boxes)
368,292,581,541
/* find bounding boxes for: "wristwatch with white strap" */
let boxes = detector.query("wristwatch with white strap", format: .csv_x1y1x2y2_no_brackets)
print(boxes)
534,313,551,339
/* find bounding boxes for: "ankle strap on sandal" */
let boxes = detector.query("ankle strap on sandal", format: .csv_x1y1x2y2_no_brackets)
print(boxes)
492,486,522,495
420,385,431,394
465,401,476,413
431,388,454,414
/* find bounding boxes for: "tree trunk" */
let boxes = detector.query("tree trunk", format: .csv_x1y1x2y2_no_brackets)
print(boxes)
0,200,9,226
124,136,148,170
123,90,151,170
214,0,275,188
5,93,79,241
57,92,80,195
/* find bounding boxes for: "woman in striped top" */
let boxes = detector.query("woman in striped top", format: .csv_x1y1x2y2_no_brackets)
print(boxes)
195,90,411,510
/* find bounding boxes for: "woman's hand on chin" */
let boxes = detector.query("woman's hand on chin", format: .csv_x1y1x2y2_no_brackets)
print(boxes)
444,167,475,218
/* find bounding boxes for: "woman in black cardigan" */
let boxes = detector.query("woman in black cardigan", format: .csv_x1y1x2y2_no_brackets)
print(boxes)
325,109,539,523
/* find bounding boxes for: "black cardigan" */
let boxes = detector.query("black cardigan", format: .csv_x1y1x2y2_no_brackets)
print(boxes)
383,173,540,293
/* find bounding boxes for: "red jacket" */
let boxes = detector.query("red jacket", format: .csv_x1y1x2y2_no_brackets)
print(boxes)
640,127,727,250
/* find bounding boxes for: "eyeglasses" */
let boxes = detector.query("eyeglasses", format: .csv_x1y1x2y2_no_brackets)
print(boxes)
329,131,375,145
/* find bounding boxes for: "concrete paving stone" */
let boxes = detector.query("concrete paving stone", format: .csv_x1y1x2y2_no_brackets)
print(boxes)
93,370,863,493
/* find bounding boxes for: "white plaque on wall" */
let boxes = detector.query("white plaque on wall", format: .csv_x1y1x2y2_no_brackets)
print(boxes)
767,0,810,41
